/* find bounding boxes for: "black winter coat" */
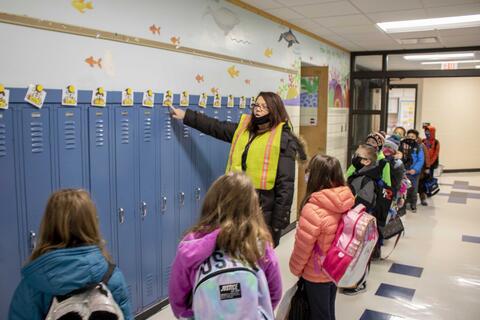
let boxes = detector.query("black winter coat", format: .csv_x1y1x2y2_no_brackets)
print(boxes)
184,109,301,236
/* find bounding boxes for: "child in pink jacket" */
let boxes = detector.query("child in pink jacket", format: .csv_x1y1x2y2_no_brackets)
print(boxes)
290,155,354,320
169,172,282,319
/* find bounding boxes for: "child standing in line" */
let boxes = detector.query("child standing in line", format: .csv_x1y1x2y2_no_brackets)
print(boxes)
400,129,425,212
289,154,354,320
9,189,132,320
168,172,282,320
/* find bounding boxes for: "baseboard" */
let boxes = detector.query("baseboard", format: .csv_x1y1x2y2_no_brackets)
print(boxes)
135,298,170,320
443,168,480,173
281,221,297,236
135,222,297,319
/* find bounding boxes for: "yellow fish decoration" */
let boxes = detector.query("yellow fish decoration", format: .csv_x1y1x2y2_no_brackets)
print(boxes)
227,65,240,78
71,0,93,14
264,48,273,58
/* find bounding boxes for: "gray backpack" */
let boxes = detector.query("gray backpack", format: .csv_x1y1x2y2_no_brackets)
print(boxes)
45,263,124,320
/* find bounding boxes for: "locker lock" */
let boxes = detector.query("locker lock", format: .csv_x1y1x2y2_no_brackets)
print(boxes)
141,202,148,219
161,196,167,212
195,187,201,201
29,231,37,251
179,192,185,207
119,208,125,224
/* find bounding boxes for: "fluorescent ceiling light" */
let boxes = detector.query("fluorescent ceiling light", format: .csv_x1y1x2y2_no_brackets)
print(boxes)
421,60,480,65
377,14,480,33
404,53,474,61
476,65,480,69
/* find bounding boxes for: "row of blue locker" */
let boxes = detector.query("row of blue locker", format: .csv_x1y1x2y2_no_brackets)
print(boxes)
0,88,251,316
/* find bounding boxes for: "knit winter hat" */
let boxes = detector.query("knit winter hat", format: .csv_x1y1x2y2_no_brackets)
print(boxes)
365,132,385,150
384,134,401,152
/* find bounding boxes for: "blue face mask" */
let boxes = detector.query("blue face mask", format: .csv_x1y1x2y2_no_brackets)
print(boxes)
425,131,431,139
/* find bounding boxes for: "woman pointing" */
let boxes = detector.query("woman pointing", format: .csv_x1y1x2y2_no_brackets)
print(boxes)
170,92,306,246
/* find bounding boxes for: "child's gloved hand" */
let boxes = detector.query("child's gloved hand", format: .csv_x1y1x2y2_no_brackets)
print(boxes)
397,198,405,208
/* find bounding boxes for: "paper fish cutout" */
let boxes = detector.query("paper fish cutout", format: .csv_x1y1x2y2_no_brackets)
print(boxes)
91,87,106,107
211,87,219,94
204,5,240,36
195,74,205,83
149,24,160,35
0,85,10,110
62,85,78,106
180,91,189,107
72,0,93,14
264,48,273,58
227,65,239,78
122,88,134,106
85,56,102,68
25,84,47,109
142,89,155,107
278,28,299,47
244,79,251,85
170,36,181,47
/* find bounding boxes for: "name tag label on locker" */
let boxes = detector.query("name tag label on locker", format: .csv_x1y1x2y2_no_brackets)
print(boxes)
121,111,128,116
96,112,103,117
31,112,41,118
65,112,74,117
144,111,151,115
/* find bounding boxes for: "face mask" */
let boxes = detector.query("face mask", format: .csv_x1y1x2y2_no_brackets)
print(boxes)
304,173,309,183
425,131,431,139
352,156,365,170
252,114,270,125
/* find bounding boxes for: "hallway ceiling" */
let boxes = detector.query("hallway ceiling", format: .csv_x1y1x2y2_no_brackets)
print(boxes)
241,0,480,51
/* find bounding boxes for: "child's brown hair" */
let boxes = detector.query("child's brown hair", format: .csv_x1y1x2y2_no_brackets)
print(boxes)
30,189,110,262
188,172,272,268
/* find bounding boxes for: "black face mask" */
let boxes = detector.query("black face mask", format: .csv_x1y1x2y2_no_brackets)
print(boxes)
352,156,365,170
252,114,270,125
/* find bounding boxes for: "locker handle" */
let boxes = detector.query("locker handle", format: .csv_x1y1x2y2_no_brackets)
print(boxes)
161,196,167,212
179,192,185,207
29,231,37,251
119,208,125,224
141,201,147,219
195,187,201,201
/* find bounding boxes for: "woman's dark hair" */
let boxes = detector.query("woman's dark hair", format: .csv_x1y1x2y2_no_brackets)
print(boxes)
407,129,419,138
300,154,345,212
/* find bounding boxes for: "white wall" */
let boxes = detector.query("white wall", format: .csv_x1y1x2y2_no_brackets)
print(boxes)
420,77,480,170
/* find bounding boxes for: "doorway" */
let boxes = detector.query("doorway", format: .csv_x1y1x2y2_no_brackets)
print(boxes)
387,84,418,133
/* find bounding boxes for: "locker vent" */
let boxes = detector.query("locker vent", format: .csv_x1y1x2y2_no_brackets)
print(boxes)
163,265,172,286
145,273,154,297
64,120,76,150
30,122,44,153
121,118,129,144
164,118,171,140
0,123,6,157
182,125,190,138
95,119,105,147
143,117,152,142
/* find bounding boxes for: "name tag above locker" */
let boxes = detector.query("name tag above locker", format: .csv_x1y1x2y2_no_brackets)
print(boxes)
31,112,41,118
65,112,74,117
121,111,128,116
96,112,103,117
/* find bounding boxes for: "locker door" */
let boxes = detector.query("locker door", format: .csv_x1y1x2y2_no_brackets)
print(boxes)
21,105,54,253
114,107,139,312
175,111,194,236
56,105,87,188
0,108,22,316
159,107,177,298
138,107,159,307
206,106,224,182
88,107,114,254
218,103,230,178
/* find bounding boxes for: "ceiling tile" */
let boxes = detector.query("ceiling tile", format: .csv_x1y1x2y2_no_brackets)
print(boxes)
289,18,323,30
291,1,359,18
426,3,480,17
367,9,428,22
439,26,480,36
314,14,373,27
421,0,480,8
342,32,394,42
388,30,440,39
240,0,285,10
276,0,332,6
440,34,480,46
268,7,305,20
333,24,385,35
400,42,444,49
350,0,424,14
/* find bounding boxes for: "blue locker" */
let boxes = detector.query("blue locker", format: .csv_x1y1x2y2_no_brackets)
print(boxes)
20,103,55,254
159,102,178,298
113,101,140,312
87,97,115,256
55,99,88,189
137,97,159,307
0,107,22,316
205,102,223,182
218,97,231,178
174,98,194,236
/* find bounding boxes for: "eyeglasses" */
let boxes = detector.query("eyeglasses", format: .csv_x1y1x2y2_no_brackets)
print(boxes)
251,103,268,110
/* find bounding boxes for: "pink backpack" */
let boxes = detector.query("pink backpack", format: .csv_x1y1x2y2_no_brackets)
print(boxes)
313,204,378,288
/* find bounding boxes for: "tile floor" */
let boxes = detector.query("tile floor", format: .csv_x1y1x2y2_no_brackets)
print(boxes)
149,173,480,320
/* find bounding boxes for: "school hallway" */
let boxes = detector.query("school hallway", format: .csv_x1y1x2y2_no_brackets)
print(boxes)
150,172,480,320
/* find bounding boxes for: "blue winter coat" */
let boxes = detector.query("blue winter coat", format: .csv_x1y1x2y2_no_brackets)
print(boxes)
409,146,425,175
8,246,132,320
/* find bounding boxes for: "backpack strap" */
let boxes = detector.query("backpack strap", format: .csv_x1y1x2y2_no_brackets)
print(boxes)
381,232,403,260
102,262,116,284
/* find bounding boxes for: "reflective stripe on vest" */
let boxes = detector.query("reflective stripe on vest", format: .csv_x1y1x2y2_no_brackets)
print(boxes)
225,114,284,190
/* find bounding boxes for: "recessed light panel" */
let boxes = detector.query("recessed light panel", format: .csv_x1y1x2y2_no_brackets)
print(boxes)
377,14,480,33
404,53,475,61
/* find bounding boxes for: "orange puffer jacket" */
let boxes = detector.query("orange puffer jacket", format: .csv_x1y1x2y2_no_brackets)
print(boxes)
289,186,354,283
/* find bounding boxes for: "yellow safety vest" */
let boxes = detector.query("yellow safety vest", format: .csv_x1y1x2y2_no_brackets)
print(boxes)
225,114,284,190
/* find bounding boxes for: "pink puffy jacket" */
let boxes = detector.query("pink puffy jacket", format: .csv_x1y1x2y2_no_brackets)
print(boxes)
289,186,354,283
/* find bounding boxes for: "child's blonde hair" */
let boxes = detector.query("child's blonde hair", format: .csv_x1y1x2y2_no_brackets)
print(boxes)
188,172,272,268
357,144,377,164
30,189,110,262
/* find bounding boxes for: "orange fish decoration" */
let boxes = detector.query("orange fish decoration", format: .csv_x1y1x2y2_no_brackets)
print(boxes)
72,0,93,14
244,79,251,85
85,56,102,68
149,24,160,35
211,87,219,94
170,36,181,47
195,74,205,83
